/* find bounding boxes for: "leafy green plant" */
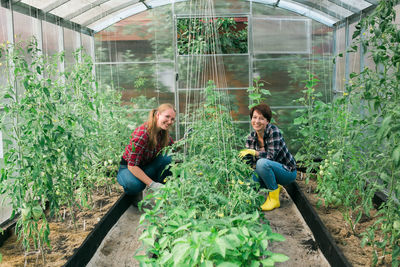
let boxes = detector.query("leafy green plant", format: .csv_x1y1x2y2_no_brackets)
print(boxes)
177,17,248,55
247,77,271,109
294,1,400,265
293,72,330,175
0,38,148,261
136,81,288,265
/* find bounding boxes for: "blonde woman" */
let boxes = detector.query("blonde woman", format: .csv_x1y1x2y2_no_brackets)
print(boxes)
117,103,176,195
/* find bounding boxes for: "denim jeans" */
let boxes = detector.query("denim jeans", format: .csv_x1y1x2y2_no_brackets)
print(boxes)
117,154,172,195
252,158,297,190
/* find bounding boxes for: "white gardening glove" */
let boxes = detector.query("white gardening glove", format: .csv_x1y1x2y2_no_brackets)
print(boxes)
149,181,164,190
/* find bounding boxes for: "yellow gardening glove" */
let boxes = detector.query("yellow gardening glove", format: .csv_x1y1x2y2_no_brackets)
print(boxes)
239,149,256,159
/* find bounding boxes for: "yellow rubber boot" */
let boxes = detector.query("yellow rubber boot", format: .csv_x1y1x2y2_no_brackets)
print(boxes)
261,186,281,211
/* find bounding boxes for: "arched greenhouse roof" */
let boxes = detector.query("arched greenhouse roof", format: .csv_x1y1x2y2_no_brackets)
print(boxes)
2,0,378,34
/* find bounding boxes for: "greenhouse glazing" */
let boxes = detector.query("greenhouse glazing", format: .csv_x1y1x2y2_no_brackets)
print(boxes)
1,0,400,266
0,0,389,141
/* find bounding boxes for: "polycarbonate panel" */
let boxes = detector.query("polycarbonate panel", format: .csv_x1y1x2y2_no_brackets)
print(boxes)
0,6,9,94
81,34,93,56
177,55,249,89
348,22,360,75
88,3,147,32
253,17,311,54
95,63,118,90
73,0,142,27
0,195,12,226
178,90,203,117
17,0,376,33
0,7,8,44
64,28,80,67
335,0,371,11
150,5,174,61
271,108,300,153
253,55,332,106
51,0,101,19
335,26,346,91
174,0,250,15
156,62,175,93
312,23,333,56
225,89,250,121
252,2,299,16
94,37,116,63
94,10,159,62
295,0,353,18
0,8,9,99
96,62,173,103
21,0,54,10
311,22,333,102
13,11,40,44
42,21,60,57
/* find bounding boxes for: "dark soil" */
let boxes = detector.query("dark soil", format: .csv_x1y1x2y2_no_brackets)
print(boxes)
297,172,392,267
0,183,123,267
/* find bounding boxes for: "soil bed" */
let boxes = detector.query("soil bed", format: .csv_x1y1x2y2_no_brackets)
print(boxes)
0,183,123,267
297,172,391,267
83,188,330,267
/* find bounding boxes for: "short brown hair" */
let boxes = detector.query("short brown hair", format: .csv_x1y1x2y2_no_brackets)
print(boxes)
250,103,272,122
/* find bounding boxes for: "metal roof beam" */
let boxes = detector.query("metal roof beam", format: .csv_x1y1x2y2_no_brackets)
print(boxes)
43,0,70,13
326,0,361,14
363,0,379,5
140,0,152,9
81,0,142,27
334,4,376,28
64,0,111,20
250,0,337,27
294,0,349,20
0,0,94,35
90,2,148,32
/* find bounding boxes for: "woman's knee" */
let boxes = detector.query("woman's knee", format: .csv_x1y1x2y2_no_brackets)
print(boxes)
255,158,271,171
159,154,172,166
117,168,146,195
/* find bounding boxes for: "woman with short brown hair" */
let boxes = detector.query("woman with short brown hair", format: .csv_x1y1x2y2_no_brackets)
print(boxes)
240,103,297,211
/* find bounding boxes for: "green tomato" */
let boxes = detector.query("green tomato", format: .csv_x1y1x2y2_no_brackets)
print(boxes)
334,199,342,206
21,208,31,221
32,206,43,221
393,220,400,230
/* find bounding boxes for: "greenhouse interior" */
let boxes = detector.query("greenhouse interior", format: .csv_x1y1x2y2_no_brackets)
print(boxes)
0,0,399,266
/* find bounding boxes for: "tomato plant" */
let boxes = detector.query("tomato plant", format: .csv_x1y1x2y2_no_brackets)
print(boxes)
136,81,288,265
177,17,248,55
0,38,152,261
294,1,400,264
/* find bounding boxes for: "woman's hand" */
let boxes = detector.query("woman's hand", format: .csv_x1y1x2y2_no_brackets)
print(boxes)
239,149,257,158
149,181,164,190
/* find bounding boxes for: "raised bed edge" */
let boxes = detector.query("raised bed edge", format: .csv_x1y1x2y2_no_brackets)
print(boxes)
285,181,353,267
0,217,17,247
63,192,142,267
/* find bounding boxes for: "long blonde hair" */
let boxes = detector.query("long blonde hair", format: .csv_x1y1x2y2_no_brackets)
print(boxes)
147,103,175,150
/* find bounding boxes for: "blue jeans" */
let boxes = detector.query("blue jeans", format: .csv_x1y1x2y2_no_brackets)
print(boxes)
117,154,172,195
252,158,297,190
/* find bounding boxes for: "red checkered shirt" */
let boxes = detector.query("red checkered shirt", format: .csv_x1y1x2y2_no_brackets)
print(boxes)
122,123,174,167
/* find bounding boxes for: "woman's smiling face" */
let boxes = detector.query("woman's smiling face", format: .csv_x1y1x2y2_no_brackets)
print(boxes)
156,108,176,130
251,109,268,132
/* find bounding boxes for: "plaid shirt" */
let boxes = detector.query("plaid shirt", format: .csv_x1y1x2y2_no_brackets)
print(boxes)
246,124,296,172
121,123,174,167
